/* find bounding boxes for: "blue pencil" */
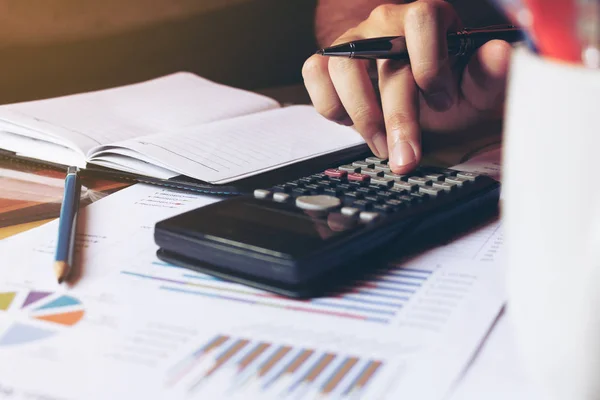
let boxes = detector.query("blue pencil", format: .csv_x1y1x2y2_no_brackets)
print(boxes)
54,166,81,284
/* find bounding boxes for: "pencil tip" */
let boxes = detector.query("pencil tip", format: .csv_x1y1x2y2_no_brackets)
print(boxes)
54,261,69,284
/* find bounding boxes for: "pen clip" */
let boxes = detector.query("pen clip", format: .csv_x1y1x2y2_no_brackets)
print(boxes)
458,24,517,36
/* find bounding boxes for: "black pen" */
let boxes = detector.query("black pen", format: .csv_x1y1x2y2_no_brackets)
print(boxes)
316,25,524,60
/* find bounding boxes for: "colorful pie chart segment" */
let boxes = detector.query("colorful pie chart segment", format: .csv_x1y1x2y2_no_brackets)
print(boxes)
0,290,85,346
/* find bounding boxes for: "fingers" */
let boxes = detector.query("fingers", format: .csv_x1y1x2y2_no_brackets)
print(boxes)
378,60,420,174
328,51,387,158
304,0,470,167
303,37,386,157
302,55,351,126
461,40,512,113
403,0,461,112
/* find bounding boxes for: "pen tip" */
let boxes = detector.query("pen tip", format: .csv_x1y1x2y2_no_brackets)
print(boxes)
315,49,324,55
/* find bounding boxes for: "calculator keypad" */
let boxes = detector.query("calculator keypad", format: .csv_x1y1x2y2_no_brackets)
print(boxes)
255,157,480,223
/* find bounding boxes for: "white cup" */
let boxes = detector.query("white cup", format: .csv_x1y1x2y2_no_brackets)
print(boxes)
503,46,600,400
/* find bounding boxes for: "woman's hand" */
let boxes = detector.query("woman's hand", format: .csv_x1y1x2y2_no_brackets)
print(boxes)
302,0,512,173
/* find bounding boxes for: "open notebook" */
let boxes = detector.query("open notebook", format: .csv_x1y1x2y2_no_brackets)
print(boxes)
0,72,365,185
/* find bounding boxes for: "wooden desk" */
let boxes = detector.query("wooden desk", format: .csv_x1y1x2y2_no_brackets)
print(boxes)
0,159,131,240
0,219,54,240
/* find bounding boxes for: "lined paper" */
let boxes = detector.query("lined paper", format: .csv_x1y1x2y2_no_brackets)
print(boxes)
90,106,366,183
0,72,279,155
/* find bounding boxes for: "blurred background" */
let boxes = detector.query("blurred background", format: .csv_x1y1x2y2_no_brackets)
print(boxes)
0,0,510,105
0,0,318,104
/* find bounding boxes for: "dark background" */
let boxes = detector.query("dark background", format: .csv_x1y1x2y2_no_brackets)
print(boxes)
0,0,318,104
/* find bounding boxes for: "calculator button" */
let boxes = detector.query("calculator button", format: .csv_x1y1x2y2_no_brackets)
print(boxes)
324,169,347,179
410,192,429,202
377,191,397,201
321,180,337,188
432,181,456,191
311,173,329,180
395,195,416,204
419,186,445,196
359,211,380,223
304,184,323,194
364,196,383,204
347,173,370,183
356,187,376,196
436,168,458,176
339,165,361,173
298,177,317,184
316,180,333,189
323,187,343,196
272,185,291,193
408,177,432,186
393,181,418,192
253,189,272,199
383,172,409,181
352,161,374,168
456,172,480,181
370,177,395,187
336,183,352,191
341,207,360,217
296,195,341,211
273,193,291,202
345,192,364,201
424,173,444,181
352,200,373,211
360,168,384,177
374,164,391,173
373,204,395,214
348,182,365,191
385,199,406,209
328,177,347,185
365,157,387,165
444,176,470,186
292,187,311,196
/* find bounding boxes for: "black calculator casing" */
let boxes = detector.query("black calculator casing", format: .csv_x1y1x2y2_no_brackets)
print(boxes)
154,174,500,298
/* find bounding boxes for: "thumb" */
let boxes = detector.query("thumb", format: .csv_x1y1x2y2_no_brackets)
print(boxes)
461,40,512,113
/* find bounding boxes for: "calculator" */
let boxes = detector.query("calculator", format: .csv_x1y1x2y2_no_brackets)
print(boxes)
154,156,500,298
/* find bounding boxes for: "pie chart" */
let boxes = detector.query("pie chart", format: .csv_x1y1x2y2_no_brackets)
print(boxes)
0,290,85,346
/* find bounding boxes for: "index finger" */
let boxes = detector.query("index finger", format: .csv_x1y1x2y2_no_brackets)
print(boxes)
378,59,420,174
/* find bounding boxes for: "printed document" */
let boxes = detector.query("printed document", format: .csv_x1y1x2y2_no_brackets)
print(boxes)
0,184,505,400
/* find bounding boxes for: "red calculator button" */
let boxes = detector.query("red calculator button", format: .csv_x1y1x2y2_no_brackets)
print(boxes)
324,169,347,179
347,173,370,182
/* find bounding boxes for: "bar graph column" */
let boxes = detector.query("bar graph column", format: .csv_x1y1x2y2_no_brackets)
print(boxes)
166,334,386,399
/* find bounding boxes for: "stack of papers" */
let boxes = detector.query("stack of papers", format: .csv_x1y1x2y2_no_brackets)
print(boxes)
0,149,511,399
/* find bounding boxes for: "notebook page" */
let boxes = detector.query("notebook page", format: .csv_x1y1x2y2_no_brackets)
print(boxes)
0,72,279,157
0,131,86,168
89,106,366,183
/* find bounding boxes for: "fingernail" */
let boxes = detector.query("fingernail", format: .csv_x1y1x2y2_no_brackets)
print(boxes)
371,133,388,159
424,90,453,112
337,116,354,126
392,141,416,168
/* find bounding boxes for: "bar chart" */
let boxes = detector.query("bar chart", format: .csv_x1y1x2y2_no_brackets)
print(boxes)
166,334,385,399
121,261,434,324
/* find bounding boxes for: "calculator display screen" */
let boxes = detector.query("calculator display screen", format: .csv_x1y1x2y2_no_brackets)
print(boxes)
167,197,362,258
